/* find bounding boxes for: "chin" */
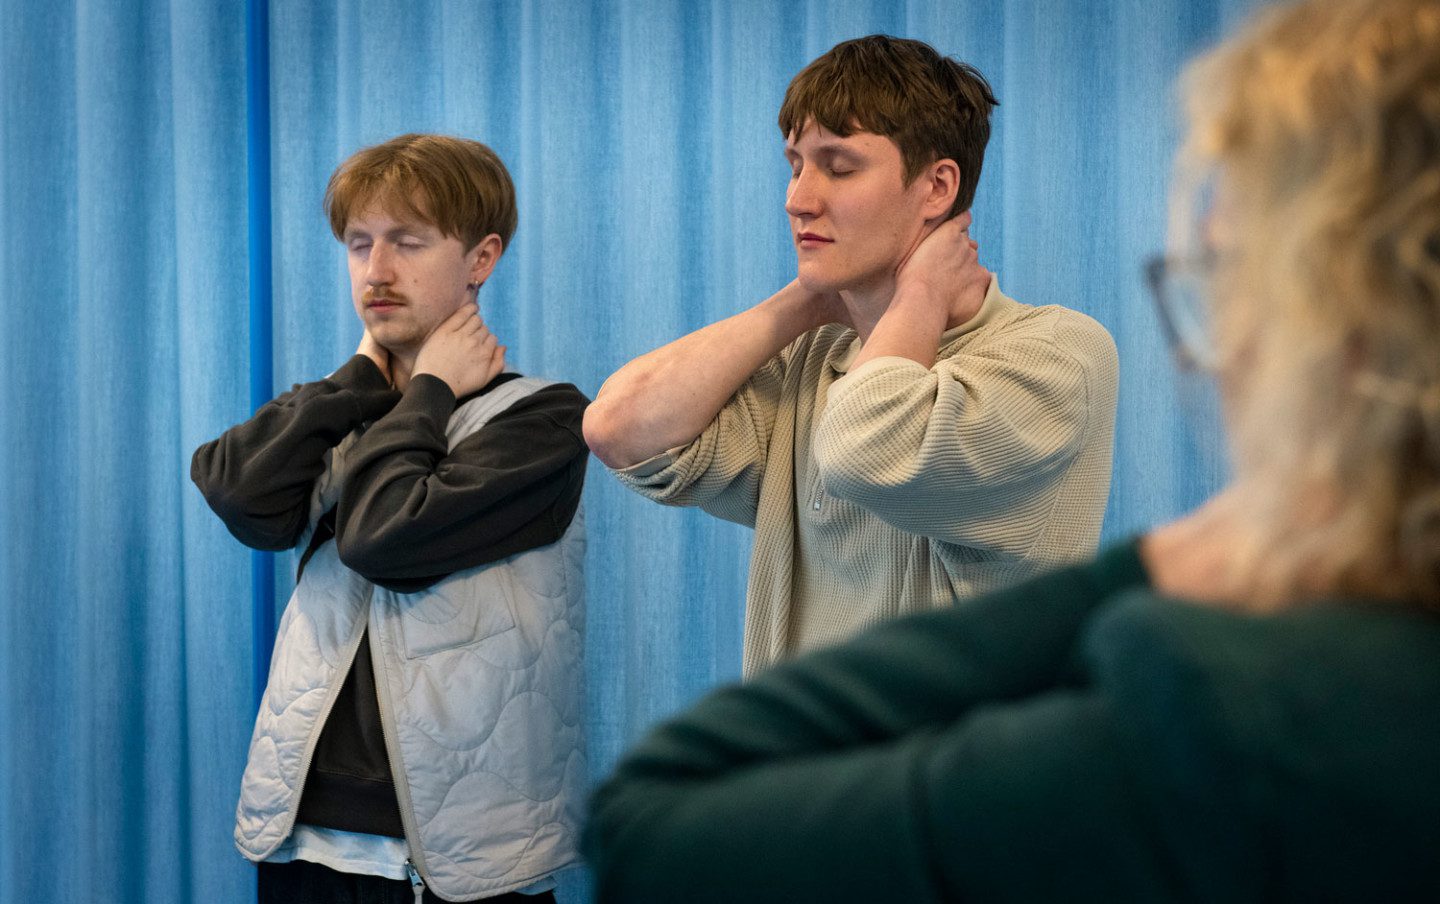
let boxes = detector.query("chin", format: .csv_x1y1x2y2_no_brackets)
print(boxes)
796,266,846,296
370,327,417,352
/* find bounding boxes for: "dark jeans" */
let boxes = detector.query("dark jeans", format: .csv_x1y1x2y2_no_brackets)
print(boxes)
258,860,558,904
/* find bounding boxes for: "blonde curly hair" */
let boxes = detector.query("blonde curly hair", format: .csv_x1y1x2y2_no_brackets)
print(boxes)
1175,0,1440,607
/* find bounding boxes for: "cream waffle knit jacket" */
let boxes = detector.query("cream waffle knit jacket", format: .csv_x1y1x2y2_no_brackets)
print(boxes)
613,278,1118,675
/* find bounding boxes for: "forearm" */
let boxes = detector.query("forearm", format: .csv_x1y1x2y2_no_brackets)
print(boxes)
816,331,1093,545
858,214,988,373
588,741,934,903
850,281,949,371
191,355,398,549
336,380,588,588
587,548,1148,901
585,282,820,469
603,556,1117,774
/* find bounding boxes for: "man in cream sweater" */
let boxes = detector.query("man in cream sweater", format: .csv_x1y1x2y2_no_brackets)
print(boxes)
584,36,1118,675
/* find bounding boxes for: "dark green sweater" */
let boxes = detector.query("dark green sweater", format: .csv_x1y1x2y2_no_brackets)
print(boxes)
585,542,1440,902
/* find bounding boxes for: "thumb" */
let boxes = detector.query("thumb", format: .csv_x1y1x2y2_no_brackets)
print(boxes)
448,303,477,328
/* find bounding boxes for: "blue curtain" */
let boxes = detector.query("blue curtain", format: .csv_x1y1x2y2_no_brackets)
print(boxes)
0,1,1262,901
0,2,254,901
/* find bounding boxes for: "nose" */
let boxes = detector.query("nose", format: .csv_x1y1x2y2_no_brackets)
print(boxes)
785,167,822,220
366,241,396,285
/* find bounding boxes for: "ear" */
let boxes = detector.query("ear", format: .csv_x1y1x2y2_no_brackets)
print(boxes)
465,233,504,289
918,158,961,222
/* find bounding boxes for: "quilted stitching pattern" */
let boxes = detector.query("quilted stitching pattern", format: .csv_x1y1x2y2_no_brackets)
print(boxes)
234,378,587,900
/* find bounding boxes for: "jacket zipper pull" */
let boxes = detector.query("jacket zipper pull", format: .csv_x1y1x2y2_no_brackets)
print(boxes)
406,860,425,904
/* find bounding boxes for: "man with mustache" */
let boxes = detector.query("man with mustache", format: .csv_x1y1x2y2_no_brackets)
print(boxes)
193,134,587,903
585,36,1119,675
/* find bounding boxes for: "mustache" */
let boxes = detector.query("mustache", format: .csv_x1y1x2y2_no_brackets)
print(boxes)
363,287,409,304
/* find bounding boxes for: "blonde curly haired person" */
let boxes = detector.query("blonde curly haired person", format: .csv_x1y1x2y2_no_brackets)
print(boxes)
584,1,1440,900
1148,0,1440,611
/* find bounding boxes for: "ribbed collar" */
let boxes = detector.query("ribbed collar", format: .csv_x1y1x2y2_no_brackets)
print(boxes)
830,274,1012,374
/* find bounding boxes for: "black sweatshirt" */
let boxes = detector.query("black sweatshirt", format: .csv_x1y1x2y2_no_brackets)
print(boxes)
193,354,588,837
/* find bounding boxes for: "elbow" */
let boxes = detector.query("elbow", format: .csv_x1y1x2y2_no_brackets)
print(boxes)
583,397,644,470
203,490,306,552
243,527,304,553
814,447,928,518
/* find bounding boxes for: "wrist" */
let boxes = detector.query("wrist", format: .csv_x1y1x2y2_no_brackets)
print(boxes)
410,365,450,389
358,352,387,379
886,282,949,332
407,370,457,399
340,354,394,391
766,281,830,335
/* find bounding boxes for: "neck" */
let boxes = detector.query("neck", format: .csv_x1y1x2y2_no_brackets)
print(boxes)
840,273,899,342
1140,482,1409,611
841,269,991,343
389,350,418,392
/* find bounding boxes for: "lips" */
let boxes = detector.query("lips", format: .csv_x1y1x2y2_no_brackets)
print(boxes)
796,232,833,247
364,289,406,311
366,301,403,318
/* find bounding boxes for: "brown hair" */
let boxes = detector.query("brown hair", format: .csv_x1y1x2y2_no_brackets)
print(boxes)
324,133,517,250
777,35,998,218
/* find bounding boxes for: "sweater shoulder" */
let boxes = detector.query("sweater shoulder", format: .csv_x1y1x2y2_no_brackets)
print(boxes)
997,302,1114,353
951,301,1118,382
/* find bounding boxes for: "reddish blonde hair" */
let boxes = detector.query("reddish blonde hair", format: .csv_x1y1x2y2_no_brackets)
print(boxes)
325,133,517,250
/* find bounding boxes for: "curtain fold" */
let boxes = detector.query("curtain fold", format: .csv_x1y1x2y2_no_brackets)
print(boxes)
2,1,254,902
0,1,1257,900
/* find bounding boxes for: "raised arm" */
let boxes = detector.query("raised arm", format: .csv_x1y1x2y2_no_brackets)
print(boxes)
334,378,587,591
811,220,1117,551
333,306,588,591
814,309,1116,552
584,280,839,470
585,546,1156,903
849,213,989,373
190,354,400,551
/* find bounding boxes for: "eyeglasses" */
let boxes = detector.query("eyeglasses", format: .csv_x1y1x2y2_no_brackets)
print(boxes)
1144,251,1219,372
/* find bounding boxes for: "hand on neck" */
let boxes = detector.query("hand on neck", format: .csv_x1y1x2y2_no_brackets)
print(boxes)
841,267,990,344
844,215,990,343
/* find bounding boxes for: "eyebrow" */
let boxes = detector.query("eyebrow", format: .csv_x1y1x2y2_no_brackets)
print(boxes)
785,143,866,164
344,224,437,242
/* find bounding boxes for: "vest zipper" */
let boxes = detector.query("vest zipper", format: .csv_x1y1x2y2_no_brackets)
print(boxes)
362,382,544,895
371,599,429,893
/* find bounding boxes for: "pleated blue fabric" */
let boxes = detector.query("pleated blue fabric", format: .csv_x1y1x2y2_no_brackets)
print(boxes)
0,2,254,902
0,1,1260,900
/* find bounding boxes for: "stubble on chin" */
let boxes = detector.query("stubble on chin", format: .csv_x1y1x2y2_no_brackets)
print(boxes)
364,316,423,357
795,261,843,296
